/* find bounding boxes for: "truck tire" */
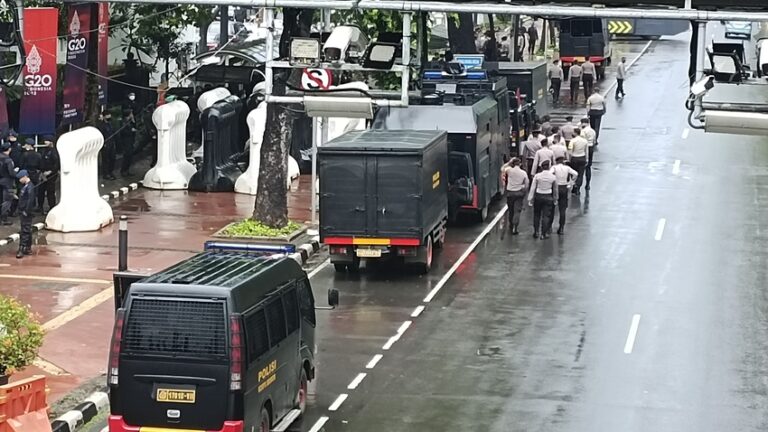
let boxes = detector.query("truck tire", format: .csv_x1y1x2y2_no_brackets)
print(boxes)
259,407,271,432
296,367,308,416
417,235,433,274
478,206,489,222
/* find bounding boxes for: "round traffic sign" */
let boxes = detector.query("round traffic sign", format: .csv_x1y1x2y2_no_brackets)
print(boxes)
301,69,333,90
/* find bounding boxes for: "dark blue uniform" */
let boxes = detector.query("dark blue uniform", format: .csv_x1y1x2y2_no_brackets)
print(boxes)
38,145,60,212
0,151,14,224
17,180,35,256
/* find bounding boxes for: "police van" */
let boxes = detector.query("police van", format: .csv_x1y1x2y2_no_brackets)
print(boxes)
107,243,338,432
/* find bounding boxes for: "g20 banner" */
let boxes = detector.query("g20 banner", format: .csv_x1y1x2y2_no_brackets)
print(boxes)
61,4,92,125
19,7,58,135
97,3,109,105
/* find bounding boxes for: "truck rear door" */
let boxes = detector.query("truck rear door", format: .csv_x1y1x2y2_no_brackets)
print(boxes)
320,155,369,236
374,155,422,238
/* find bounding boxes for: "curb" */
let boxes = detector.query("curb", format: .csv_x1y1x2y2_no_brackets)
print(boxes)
0,182,141,249
288,236,321,266
51,391,109,432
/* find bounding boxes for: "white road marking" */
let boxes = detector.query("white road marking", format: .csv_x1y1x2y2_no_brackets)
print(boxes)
42,287,114,332
396,320,412,335
307,259,330,279
654,218,667,241
411,305,425,317
308,416,329,432
328,393,348,411
681,128,690,139
624,314,642,354
672,160,681,175
382,334,400,350
347,373,367,390
424,205,508,303
366,354,383,369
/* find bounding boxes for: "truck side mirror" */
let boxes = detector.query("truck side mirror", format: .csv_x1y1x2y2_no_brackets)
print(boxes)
328,289,340,308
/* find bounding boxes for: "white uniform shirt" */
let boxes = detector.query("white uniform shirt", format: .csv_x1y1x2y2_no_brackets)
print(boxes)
503,165,529,192
617,62,627,79
551,143,569,161
582,61,596,76
549,65,564,80
561,123,576,141
532,147,555,171
551,164,578,186
568,136,589,158
587,93,606,111
580,125,596,147
568,64,583,81
528,170,559,202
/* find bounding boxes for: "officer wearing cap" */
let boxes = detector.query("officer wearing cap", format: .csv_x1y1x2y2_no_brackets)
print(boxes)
0,141,14,225
38,135,59,214
6,130,21,167
20,137,42,187
14,169,35,258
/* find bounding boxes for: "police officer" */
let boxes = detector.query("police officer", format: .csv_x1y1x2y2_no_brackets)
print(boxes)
38,135,59,214
522,132,542,180
568,127,589,195
540,115,553,136
548,60,563,104
531,138,555,174
15,170,34,258
582,59,596,100
120,107,137,177
560,116,576,144
501,157,529,235
7,130,22,168
616,56,627,99
579,118,597,191
552,157,578,235
568,61,583,104
98,112,116,180
586,88,606,139
550,134,568,162
20,138,42,188
0,142,14,225
528,159,558,239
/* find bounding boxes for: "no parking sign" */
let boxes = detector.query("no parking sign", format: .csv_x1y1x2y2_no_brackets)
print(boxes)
301,68,333,90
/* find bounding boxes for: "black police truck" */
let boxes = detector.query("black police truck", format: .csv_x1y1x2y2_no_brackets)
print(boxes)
107,244,338,432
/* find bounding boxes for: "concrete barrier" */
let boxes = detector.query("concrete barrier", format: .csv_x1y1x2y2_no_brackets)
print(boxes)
0,375,52,432
45,127,113,232
188,96,243,192
192,87,231,160
142,101,196,190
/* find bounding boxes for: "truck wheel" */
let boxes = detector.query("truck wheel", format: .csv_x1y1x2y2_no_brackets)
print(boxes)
334,263,347,272
259,407,271,432
296,368,308,415
478,206,489,222
418,235,433,274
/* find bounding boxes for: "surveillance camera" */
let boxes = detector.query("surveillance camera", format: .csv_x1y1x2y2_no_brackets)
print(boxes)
323,26,369,63
691,75,714,97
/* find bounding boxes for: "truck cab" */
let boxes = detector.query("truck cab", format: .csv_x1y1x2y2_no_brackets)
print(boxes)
559,18,612,79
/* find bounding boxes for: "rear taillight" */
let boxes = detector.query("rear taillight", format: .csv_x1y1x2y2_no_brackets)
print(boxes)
108,308,126,386
229,314,244,391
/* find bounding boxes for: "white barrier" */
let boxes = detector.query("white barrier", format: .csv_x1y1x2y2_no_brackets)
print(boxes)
192,87,232,159
45,127,114,232
235,103,301,195
143,101,196,190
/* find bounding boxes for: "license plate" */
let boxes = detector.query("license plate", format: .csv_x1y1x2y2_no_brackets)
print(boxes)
575,56,586,62
141,428,203,432
156,388,196,404
356,248,382,258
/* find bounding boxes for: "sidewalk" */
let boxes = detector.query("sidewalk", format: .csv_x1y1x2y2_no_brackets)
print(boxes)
0,175,314,402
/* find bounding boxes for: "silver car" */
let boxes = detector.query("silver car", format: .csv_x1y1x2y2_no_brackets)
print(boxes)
725,21,752,40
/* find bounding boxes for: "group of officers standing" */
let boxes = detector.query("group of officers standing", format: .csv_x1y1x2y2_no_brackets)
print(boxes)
502,114,599,239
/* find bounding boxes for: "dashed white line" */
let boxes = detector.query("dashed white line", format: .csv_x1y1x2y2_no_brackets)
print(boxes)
672,160,681,175
308,416,329,432
347,373,367,390
424,205,508,302
328,393,348,411
382,335,400,350
623,314,642,354
396,320,412,335
681,128,690,139
366,354,383,369
654,218,667,241
411,305,425,317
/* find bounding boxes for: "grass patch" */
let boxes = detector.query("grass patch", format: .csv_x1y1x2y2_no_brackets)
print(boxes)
222,219,303,238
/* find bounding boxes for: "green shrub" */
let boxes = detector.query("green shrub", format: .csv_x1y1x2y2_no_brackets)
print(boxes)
0,296,44,375
222,219,302,238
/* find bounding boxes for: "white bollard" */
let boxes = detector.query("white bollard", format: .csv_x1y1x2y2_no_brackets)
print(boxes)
192,87,232,159
235,103,302,195
143,101,196,190
46,127,114,232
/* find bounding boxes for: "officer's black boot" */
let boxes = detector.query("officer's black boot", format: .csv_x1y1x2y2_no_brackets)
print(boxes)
512,225,519,235
23,247,32,255
557,226,564,235
15,248,23,259
533,231,539,239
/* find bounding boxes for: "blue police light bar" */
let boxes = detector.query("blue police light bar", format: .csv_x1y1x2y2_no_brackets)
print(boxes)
204,241,297,254
422,70,488,80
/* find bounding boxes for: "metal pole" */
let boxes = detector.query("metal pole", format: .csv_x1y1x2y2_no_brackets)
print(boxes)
401,12,412,106
265,8,275,98
118,215,128,272
696,21,707,80
311,118,318,225
220,5,230,46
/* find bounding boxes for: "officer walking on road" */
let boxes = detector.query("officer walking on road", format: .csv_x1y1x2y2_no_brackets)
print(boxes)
0,142,14,225
502,157,529,235
38,135,60,214
568,128,589,195
582,59,596,100
532,139,555,174
560,116,576,144
616,57,627,99
580,118,597,191
552,157,578,235
14,170,34,259
548,60,563,104
568,61,583,104
551,134,568,162
587,88,607,140
528,160,558,240
522,133,542,180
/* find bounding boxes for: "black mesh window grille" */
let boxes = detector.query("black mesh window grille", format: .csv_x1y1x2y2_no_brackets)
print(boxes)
283,288,300,335
266,298,287,346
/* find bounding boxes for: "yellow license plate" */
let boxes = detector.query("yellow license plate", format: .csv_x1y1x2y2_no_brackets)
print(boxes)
575,56,586,62
356,248,382,258
156,388,196,404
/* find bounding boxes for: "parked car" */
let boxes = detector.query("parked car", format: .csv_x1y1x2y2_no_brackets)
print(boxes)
724,21,752,40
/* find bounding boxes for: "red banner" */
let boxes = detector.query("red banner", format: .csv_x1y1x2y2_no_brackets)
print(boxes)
97,3,109,105
19,7,58,135
61,4,92,125
0,87,9,134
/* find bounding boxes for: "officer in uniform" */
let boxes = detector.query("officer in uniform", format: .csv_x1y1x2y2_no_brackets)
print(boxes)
616,57,627,99
568,127,589,195
550,134,568,162
20,138,42,191
568,61,583,104
98,112,116,180
7,134,23,217
579,118,597,191
0,142,14,225
581,59,596,99
15,170,35,258
548,60,563,104
560,116,576,144
120,107,137,177
552,157,578,235
522,132,542,180
531,139,555,174
38,135,60,214
528,160,558,239
501,157,529,235
586,88,607,139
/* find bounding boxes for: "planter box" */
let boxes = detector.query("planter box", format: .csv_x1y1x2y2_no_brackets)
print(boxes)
212,222,307,244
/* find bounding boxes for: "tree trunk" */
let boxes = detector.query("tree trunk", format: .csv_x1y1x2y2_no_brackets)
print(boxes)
199,19,211,54
485,14,498,61
252,8,313,227
447,13,476,54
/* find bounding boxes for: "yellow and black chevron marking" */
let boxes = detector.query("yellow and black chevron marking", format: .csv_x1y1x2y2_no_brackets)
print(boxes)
608,20,634,34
